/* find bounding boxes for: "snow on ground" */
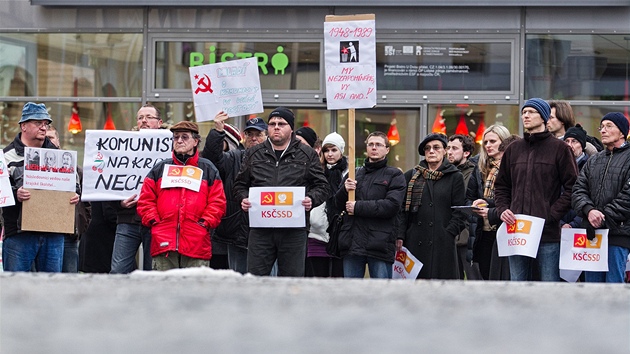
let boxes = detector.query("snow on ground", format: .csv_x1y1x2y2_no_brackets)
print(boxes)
1,269,629,354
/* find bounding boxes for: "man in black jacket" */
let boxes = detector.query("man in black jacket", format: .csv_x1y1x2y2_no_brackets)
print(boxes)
572,112,630,283
202,111,267,274
234,107,330,277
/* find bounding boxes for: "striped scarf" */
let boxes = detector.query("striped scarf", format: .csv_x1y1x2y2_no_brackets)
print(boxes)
483,158,500,200
404,165,443,212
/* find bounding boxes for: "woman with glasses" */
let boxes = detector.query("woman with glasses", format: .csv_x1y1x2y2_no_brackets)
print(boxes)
397,133,467,279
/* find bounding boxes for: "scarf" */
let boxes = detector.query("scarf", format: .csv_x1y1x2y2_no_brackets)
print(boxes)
404,164,443,212
483,158,500,200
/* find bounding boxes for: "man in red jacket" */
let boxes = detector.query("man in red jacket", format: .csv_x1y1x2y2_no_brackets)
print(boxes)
137,121,226,270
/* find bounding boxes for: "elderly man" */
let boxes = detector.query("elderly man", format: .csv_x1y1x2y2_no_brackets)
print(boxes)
2,102,80,272
137,121,226,270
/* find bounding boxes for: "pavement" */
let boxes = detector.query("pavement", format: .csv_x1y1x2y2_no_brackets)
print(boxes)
1,269,629,354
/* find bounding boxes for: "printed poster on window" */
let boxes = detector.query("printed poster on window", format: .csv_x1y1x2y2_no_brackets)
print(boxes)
324,14,377,110
496,214,544,258
189,57,264,122
160,164,203,192
248,187,306,228
23,147,77,192
0,151,15,207
560,228,608,272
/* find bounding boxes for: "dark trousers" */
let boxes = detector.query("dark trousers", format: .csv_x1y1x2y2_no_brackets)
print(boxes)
247,228,307,277
306,256,344,277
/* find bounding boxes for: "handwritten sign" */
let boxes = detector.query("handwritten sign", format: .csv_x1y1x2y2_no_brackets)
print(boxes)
496,214,544,258
82,129,173,201
23,147,77,192
0,151,15,207
248,187,305,228
324,14,376,110
160,164,203,192
189,57,264,122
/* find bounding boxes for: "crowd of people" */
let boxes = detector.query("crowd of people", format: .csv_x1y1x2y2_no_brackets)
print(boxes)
2,98,629,283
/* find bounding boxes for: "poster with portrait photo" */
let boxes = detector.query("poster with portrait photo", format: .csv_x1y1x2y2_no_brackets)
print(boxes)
23,147,77,192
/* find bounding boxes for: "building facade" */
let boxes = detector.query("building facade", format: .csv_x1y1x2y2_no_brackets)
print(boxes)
2,1,629,169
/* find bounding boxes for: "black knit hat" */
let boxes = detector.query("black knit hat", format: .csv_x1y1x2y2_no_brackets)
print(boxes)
268,106,295,130
295,127,318,148
601,112,629,138
418,133,448,156
564,124,587,149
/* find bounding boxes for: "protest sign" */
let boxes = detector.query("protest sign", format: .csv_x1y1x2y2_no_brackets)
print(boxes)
0,151,15,208
24,147,77,192
160,165,203,192
248,187,305,228
560,228,608,272
496,214,544,258
82,129,172,201
22,190,75,234
392,246,423,280
324,14,377,110
189,57,264,122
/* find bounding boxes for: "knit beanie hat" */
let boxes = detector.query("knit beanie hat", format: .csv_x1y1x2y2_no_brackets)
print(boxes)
564,124,587,149
295,127,317,148
322,132,346,153
601,112,629,138
522,98,551,124
418,133,448,156
223,123,242,151
268,106,295,130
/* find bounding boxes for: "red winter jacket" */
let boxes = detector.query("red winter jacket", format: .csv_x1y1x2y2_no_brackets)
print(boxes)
137,150,226,260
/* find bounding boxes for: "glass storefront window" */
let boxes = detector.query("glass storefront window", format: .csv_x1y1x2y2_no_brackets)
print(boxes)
155,41,321,91
526,34,630,101
571,105,630,140
377,41,512,91
0,33,143,98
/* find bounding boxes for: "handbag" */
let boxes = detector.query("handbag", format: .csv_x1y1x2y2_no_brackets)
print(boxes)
326,211,345,258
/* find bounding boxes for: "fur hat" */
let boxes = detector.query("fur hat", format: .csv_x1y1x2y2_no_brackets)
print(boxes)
322,132,346,153
170,121,199,134
268,107,295,130
522,98,551,124
19,102,52,124
418,133,448,156
223,123,242,150
601,112,629,138
295,127,317,148
564,124,587,149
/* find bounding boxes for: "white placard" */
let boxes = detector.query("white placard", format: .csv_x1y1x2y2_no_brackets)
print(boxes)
496,214,545,258
248,187,305,228
23,147,77,192
559,228,609,272
0,171,15,208
160,164,203,192
82,129,173,201
392,246,423,280
189,57,264,122
324,16,377,110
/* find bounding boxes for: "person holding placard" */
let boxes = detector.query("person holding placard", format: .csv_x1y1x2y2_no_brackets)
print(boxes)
234,107,329,277
2,102,80,272
137,121,226,270
572,112,630,283
494,98,578,282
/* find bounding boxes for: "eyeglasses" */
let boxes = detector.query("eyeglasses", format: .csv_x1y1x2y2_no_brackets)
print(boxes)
521,109,539,116
173,134,192,141
367,142,388,148
424,145,444,152
268,122,288,128
599,123,618,131
244,130,265,138
137,115,160,121
30,121,50,128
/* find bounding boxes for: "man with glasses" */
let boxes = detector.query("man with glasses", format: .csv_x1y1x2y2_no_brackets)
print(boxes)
572,112,630,283
137,121,226,270
201,111,268,274
2,102,80,272
110,104,164,274
494,98,578,281
234,107,329,277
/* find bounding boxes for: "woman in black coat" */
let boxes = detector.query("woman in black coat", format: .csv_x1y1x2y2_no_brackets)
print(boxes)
397,133,467,279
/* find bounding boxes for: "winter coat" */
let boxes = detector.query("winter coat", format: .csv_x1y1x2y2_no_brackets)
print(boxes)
494,130,577,243
233,136,330,229
398,159,467,279
201,129,249,248
560,153,588,228
137,150,226,260
335,158,406,263
455,159,476,247
466,162,502,262
572,144,630,249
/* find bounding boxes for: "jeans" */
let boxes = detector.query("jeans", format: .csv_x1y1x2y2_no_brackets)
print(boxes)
509,242,560,281
62,235,79,273
584,245,630,283
247,228,306,277
110,223,152,274
3,232,64,272
343,255,393,279
227,244,248,275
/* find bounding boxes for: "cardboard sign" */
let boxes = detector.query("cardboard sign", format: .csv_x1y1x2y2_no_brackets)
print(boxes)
82,129,173,201
160,164,203,192
248,187,305,228
324,14,377,110
496,214,544,258
392,246,423,280
559,228,609,272
189,57,264,122
23,147,77,192
21,190,75,234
